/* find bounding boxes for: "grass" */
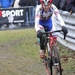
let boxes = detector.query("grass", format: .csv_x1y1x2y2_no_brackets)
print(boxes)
0,28,75,75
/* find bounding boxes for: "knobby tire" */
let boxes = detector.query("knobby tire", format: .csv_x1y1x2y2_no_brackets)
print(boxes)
52,44,62,75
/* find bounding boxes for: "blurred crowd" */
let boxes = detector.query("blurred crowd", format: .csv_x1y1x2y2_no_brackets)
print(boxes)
14,0,40,7
0,0,40,8
0,0,75,13
52,0,75,14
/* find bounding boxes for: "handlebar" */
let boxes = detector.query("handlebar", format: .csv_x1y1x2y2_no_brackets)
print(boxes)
42,30,66,39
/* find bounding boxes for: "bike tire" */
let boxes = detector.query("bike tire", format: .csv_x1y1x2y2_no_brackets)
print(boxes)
46,42,53,75
52,44,62,75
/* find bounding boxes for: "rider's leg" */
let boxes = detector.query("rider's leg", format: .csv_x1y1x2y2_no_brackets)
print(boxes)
37,30,46,59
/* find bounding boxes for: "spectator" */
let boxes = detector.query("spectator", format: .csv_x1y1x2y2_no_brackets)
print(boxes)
65,0,75,14
0,0,14,28
0,0,14,8
18,0,40,7
13,0,20,8
18,0,40,26
12,0,15,7
52,0,60,9
60,0,67,10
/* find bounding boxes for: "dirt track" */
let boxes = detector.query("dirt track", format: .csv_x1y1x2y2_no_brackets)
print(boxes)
0,39,75,75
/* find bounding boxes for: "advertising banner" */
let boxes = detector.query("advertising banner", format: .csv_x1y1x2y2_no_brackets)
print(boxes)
0,8,25,24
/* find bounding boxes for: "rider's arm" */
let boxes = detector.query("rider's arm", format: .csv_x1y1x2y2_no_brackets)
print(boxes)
35,5,42,32
52,4,65,26
52,4,68,36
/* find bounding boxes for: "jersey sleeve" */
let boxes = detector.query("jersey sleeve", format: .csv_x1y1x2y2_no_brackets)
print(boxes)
52,4,65,26
35,5,41,32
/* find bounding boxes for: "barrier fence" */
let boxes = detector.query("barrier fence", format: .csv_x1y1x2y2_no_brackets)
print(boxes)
56,10,75,51
0,6,75,50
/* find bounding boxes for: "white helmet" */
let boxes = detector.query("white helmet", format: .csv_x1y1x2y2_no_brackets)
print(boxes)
40,0,52,5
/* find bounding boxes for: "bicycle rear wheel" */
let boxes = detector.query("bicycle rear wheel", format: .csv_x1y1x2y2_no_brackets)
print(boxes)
52,44,62,75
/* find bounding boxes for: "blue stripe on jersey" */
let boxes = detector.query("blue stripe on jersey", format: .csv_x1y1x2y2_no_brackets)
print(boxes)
39,18,52,31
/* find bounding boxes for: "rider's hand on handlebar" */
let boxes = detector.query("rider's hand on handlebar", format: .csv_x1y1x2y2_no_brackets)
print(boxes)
37,30,43,38
62,26,68,34
62,26,68,39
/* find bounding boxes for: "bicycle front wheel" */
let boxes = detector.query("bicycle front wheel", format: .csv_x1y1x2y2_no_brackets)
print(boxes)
52,44,62,75
46,42,52,75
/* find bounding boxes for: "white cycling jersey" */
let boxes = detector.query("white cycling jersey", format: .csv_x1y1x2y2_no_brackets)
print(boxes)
35,4,65,32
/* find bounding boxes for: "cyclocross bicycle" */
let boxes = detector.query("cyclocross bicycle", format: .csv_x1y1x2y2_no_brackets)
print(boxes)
42,30,66,75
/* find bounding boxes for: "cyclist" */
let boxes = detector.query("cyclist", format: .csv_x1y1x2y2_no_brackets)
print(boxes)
35,0,68,60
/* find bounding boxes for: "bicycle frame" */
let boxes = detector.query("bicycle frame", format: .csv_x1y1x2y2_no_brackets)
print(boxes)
49,34,57,49
43,33,58,75
42,30,63,75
